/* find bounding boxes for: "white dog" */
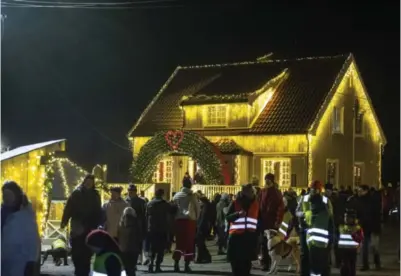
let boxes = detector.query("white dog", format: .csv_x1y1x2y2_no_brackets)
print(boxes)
264,229,294,275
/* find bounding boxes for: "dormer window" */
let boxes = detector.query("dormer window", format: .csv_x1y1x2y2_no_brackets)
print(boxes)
205,105,227,127
332,106,344,134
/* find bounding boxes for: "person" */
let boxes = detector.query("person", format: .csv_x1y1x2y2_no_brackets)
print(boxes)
196,193,212,263
41,235,69,266
337,209,364,276
171,177,200,272
140,191,149,203
118,207,142,276
356,185,381,271
325,183,341,267
209,193,221,239
216,193,230,255
126,184,147,265
86,229,125,276
166,192,177,253
146,188,171,273
61,174,102,276
1,181,41,276
258,173,285,271
296,180,334,276
226,184,259,276
103,186,130,241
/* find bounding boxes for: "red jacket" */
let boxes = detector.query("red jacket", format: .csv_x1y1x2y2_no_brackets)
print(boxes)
258,186,284,230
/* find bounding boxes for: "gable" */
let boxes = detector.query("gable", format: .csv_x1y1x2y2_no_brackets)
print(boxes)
128,55,349,137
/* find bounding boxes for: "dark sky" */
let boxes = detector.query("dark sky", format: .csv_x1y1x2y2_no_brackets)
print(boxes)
2,2,400,183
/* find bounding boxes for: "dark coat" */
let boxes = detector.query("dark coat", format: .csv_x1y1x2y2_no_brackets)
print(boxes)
117,217,142,253
356,194,373,235
216,198,229,227
258,186,284,230
126,196,147,233
225,194,259,262
146,198,171,234
197,198,211,235
61,185,102,233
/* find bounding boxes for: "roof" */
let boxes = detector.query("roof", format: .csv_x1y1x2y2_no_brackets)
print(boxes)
0,139,66,162
128,54,351,136
214,139,253,155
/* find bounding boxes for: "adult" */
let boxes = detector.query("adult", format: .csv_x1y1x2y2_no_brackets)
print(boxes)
126,184,147,265
103,186,129,241
258,173,284,271
196,194,212,263
140,191,149,203
216,193,230,255
172,178,200,272
61,174,102,276
209,193,221,238
1,181,41,276
325,183,342,267
226,184,259,276
296,180,334,276
146,188,171,273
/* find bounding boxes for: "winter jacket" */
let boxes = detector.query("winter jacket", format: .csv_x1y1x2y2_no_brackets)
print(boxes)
258,186,285,230
197,197,211,235
2,203,41,276
61,185,102,235
216,197,230,227
117,217,142,253
146,197,171,234
126,196,147,233
356,194,373,235
103,198,130,238
173,187,200,221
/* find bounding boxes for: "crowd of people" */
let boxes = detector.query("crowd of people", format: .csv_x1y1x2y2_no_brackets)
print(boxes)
1,172,399,276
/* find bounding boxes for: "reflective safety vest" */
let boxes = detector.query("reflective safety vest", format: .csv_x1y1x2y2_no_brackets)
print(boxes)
278,211,292,239
303,195,330,249
52,239,66,250
338,224,361,249
229,200,259,235
91,252,126,276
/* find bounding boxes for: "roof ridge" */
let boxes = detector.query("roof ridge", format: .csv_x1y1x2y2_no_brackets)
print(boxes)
178,53,350,70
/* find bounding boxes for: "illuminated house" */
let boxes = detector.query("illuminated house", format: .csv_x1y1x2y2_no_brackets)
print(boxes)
128,54,386,192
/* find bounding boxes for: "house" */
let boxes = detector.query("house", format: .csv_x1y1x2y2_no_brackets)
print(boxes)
128,54,386,193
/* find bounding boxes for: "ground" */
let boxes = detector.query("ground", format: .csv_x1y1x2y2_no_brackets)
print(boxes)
41,225,400,276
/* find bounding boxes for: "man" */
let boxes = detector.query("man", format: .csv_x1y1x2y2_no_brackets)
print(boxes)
196,194,212,263
325,183,342,268
103,186,129,241
226,184,259,276
296,180,334,276
357,185,381,271
258,173,285,271
216,193,230,255
146,188,171,273
140,191,149,203
61,174,102,276
126,184,147,264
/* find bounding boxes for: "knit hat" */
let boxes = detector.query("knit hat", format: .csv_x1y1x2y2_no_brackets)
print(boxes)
309,180,323,191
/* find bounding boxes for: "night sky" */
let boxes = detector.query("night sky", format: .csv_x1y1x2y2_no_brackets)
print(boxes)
1,2,400,183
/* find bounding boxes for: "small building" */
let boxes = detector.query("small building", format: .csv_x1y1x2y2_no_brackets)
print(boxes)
128,54,386,192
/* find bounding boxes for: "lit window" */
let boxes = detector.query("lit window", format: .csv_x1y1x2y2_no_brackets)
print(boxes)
355,112,364,135
152,158,173,183
332,106,344,134
262,159,291,188
326,160,339,187
354,164,362,186
206,105,227,126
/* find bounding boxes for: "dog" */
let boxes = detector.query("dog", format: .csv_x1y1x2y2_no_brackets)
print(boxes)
264,229,298,274
285,236,300,273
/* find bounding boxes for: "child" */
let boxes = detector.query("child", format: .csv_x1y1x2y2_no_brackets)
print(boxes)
337,209,364,276
86,229,125,276
117,207,142,276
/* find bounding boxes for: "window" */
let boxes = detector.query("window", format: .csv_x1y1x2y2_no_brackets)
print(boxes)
152,158,173,183
262,159,291,188
332,106,344,134
206,105,227,126
355,112,364,136
326,159,339,187
354,163,363,186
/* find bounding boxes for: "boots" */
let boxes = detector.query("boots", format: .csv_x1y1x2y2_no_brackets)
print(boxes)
184,261,192,273
174,260,180,272
155,263,162,273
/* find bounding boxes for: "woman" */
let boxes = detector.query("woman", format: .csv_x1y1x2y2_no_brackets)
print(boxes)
226,184,259,276
172,178,200,272
1,181,41,276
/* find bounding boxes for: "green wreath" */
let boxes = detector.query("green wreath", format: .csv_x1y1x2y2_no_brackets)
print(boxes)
131,130,222,184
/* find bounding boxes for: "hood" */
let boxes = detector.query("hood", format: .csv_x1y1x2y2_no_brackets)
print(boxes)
181,187,193,195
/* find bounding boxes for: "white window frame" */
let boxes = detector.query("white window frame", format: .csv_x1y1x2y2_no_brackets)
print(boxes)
205,105,228,127
354,162,364,187
261,158,291,188
332,106,344,134
326,159,339,188
152,157,173,183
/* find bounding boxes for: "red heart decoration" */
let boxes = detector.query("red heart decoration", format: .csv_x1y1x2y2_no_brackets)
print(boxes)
165,130,184,151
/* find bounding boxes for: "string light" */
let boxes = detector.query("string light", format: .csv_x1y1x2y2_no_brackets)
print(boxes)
56,158,70,197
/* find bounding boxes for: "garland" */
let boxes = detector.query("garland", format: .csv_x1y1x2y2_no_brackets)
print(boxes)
42,163,55,233
131,130,223,184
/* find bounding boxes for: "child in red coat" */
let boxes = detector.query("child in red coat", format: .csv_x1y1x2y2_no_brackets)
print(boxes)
337,209,364,276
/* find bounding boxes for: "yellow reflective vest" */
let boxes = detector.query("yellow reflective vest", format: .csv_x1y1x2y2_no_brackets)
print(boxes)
338,224,361,249
278,211,292,239
52,239,66,250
